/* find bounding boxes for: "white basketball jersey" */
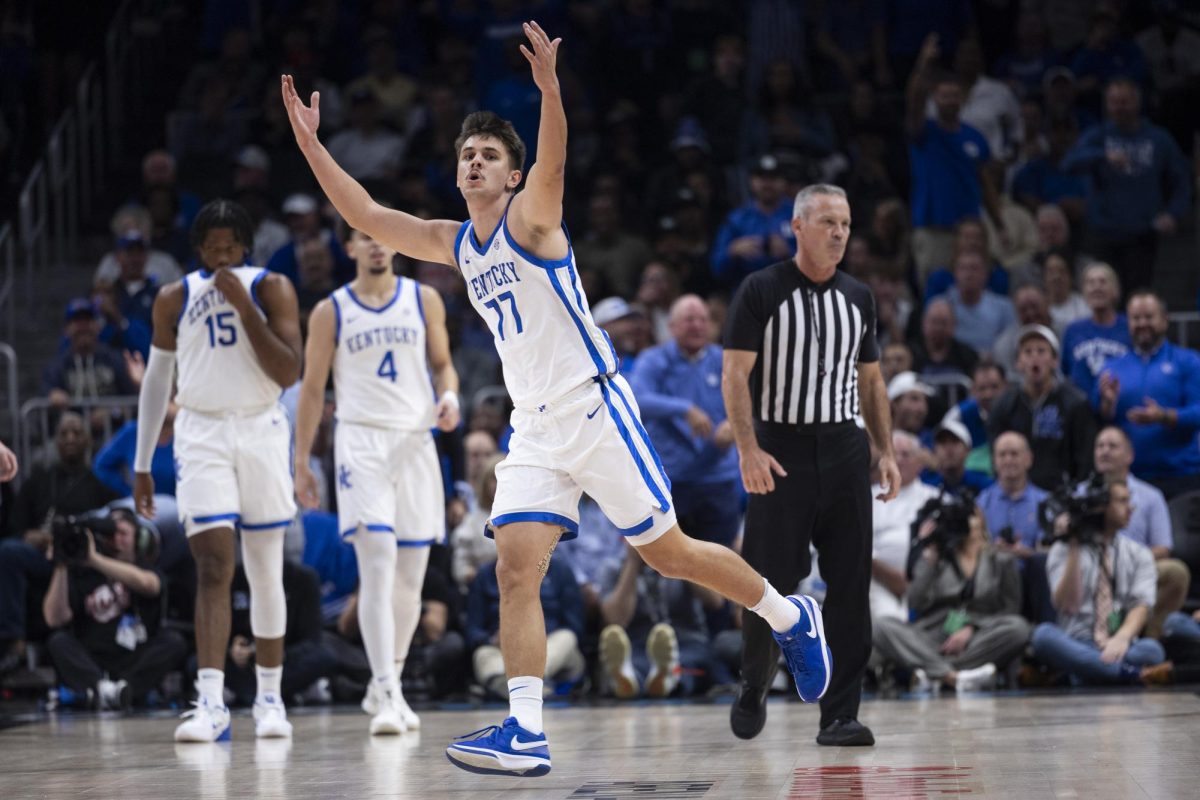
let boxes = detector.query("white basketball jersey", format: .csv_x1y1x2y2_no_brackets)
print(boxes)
175,267,281,413
454,214,617,409
331,278,434,430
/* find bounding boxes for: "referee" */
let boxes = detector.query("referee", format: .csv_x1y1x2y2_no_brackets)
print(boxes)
722,184,899,747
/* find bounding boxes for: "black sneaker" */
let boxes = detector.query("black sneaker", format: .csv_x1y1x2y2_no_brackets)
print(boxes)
730,681,769,740
816,718,875,747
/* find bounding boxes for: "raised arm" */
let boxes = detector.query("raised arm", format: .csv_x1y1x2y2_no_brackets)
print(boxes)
281,75,460,265
505,21,569,257
905,34,939,140
294,298,336,509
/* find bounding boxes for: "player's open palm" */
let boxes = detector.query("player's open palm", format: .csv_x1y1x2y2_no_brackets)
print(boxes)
281,74,321,147
520,21,561,92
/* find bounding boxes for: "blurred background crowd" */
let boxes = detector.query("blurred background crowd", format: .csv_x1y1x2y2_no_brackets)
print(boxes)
1,0,1200,711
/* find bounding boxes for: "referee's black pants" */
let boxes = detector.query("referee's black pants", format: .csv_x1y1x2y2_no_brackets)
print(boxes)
740,421,872,729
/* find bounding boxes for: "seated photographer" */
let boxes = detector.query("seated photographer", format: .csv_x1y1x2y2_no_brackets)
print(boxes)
1092,426,1190,639
1,413,118,676
42,509,186,709
873,499,1030,692
1030,478,1172,686
870,431,938,622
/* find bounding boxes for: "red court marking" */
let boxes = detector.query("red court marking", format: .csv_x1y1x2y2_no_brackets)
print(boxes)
789,765,977,798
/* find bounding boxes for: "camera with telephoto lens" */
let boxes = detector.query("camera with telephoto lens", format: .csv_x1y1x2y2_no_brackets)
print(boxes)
1037,473,1109,545
50,509,160,566
913,488,978,561
51,515,117,565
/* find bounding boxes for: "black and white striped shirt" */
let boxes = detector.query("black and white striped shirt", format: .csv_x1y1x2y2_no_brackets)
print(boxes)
725,261,878,425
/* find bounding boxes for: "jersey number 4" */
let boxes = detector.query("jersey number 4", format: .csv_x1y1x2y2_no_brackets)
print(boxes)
377,351,398,382
205,311,237,348
484,291,524,341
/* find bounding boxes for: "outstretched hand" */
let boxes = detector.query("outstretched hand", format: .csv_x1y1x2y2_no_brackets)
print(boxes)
281,74,321,147
519,21,561,93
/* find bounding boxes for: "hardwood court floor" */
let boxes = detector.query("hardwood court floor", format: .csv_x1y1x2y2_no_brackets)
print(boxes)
1,690,1197,799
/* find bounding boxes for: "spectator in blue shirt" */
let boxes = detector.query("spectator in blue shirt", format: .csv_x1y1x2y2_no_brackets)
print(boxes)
1012,116,1087,219
93,406,177,497
905,34,1006,284
466,553,585,699
921,217,1010,301
1069,8,1149,108
1061,262,1130,395
1062,79,1191,295
266,193,355,284
921,420,993,493
977,432,1047,555
629,295,741,547
1091,425,1190,639
710,154,795,288
1095,292,1200,499
943,360,1006,475
936,250,1015,355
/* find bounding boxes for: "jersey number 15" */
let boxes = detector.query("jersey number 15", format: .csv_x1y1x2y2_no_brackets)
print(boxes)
205,311,238,348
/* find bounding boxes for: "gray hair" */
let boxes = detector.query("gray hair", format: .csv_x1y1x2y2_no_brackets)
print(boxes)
892,429,921,451
792,184,848,220
1082,261,1121,295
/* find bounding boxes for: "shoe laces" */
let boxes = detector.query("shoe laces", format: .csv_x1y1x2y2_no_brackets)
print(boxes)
180,698,223,721
453,717,514,741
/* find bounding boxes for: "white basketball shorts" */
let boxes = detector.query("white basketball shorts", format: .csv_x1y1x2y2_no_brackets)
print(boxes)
175,404,296,537
335,422,445,546
490,374,676,546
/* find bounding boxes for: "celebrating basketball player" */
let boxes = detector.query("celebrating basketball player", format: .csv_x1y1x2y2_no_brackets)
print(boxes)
294,219,460,736
283,21,837,776
134,200,300,742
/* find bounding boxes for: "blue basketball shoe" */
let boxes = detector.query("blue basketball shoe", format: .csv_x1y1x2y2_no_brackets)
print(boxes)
445,717,551,777
774,594,832,702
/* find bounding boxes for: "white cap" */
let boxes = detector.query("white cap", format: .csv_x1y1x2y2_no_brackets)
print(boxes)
592,297,639,326
1017,323,1060,356
234,145,270,172
282,193,318,215
935,419,973,448
887,371,934,401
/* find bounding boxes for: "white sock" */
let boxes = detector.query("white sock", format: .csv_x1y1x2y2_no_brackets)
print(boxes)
197,668,224,707
508,677,544,734
256,664,283,703
373,673,399,696
392,547,428,674
748,579,802,633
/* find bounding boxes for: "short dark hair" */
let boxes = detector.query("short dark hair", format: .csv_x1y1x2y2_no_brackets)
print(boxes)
454,111,527,176
1127,289,1167,315
191,199,255,253
973,359,1005,382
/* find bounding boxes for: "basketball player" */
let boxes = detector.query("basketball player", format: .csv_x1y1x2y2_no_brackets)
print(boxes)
293,220,460,736
133,201,301,742
283,21,848,776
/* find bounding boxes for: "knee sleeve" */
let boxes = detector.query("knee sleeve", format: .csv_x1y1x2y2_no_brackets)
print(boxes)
353,532,398,680
241,529,287,639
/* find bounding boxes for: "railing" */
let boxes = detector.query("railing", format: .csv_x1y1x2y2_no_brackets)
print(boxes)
0,343,17,444
0,223,14,345
1168,312,1200,350
17,395,139,479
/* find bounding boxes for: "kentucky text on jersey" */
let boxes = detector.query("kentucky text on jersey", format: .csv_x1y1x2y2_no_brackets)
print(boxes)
344,325,422,354
468,261,521,301
185,286,229,326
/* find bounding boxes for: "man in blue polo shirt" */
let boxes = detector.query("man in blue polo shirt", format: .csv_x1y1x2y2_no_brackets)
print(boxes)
977,431,1047,557
905,33,1006,285
1095,291,1200,499
629,295,740,546
710,155,795,289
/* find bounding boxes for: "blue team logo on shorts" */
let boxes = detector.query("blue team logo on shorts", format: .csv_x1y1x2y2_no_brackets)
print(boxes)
339,465,353,490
